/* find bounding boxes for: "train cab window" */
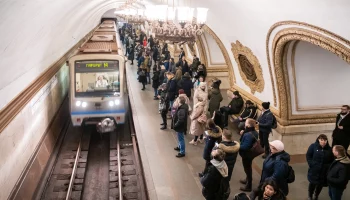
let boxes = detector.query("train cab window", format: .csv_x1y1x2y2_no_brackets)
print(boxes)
74,60,120,97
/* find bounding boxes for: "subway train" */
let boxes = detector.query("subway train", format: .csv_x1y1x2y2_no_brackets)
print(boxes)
68,20,126,132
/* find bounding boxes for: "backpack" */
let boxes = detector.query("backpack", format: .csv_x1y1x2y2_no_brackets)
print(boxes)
268,112,277,129
216,177,230,200
286,165,295,183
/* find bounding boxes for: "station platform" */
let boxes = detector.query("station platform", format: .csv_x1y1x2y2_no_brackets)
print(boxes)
125,63,350,200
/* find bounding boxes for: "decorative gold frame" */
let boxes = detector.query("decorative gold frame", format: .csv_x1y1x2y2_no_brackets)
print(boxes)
267,22,350,125
231,41,265,94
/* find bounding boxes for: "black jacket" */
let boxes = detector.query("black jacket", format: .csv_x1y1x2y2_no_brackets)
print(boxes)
200,163,225,199
177,60,189,74
173,104,189,133
240,106,257,121
239,127,258,159
177,76,193,98
260,151,290,196
152,71,160,89
214,141,240,181
203,127,223,161
166,78,177,101
327,156,350,189
228,96,244,114
258,110,274,133
306,139,334,185
333,113,350,140
208,88,223,116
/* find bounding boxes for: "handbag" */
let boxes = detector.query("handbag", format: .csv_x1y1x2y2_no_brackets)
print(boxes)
197,113,208,124
249,132,265,158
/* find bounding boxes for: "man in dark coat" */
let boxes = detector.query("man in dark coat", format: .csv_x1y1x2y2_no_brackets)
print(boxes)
152,68,160,100
153,46,159,63
190,56,201,77
220,91,244,127
166,72,177,109
200,149,229,200
327,145,350,200
173,96,189,157
127,44,135,65
260,140,290,196
239,118,259,192
179,47,185,59
233,100,257,130
306,134,334,200
176,56,189,75
257,102,274,158
214,128,240,181
208,82,223,117
177,72,193,98
332,105,350,153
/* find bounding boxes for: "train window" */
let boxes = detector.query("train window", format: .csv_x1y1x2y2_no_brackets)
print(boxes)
74,60,120,97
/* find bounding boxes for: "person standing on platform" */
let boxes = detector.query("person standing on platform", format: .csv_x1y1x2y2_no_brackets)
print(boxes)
239,118,259,192
214,128,240,181
193,82,208,111
138,65,147,90
177,56,189,75
168,58,176,74
260,140,290,196
208,80,223,117
327,145,350,200
194,76,205,90
166,72,177,109
200,149,229,200
306,134,334,200
173,96,189,157
127,44,135,65
177,72,193,98
257,102,274,158
332,105,350,153
179,47,185,59
152,67,160,100
159,65,166,84
189,97,206,145
220,91,244,127
159,84,169,130
199,119,223,177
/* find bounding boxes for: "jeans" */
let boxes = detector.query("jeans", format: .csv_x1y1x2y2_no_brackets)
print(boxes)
308,183,323,198
164,62,169,71
177,132,185,155
259,130,270,155
154,88,158,97
146,72,150,83
328,186,344,200
194,134,203,141
242,157,253,187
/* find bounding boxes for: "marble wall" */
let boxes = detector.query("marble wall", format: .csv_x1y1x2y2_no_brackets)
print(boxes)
0,64,69,200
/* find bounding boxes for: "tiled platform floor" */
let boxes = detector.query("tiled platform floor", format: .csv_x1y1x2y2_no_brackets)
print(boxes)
126,63,350,200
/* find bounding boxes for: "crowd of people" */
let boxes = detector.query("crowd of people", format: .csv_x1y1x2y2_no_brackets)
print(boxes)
119,24,350,200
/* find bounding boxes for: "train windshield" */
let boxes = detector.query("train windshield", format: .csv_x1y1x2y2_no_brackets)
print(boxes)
75,60,120,97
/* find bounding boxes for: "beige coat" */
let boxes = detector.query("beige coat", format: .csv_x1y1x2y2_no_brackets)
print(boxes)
193,82,208,111
190,101,206,136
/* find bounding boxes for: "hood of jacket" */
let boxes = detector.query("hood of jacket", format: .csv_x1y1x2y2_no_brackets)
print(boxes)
207,126,222,138
210,159,228,177
274,151,291,163
337,156,350,164
218,141,240,153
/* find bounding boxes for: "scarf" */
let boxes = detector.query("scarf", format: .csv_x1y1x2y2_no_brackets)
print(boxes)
210,159,228,177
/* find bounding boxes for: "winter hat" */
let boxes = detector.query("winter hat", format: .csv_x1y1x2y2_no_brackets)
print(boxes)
178,89,185,94
262,102,270,109
269,140,284,152
233,91,240,96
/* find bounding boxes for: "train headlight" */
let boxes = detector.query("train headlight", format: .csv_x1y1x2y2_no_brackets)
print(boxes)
114,100,120,105
109,101,114,107
76,101,82,107
82,102,87,108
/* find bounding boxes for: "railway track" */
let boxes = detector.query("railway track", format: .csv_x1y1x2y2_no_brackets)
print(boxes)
39,112,147,200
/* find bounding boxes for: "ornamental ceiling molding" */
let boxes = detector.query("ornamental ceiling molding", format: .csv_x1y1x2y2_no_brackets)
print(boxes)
231,40,265,94
266,21,350,108
270,27,350,125
202,25,236,85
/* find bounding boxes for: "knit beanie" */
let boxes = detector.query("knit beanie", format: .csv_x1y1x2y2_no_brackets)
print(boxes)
269,140,284,152
262,102,270,109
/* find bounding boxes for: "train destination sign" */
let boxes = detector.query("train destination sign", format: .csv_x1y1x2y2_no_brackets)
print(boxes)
75,61,118,69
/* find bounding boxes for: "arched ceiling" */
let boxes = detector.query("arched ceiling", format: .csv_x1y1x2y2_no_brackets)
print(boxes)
1,0,350,111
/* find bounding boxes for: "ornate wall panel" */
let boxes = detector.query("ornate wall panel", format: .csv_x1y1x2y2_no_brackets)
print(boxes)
267,22,350,125
231,41,265,94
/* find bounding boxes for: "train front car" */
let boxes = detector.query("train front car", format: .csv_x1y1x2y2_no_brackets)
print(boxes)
69,21,125,132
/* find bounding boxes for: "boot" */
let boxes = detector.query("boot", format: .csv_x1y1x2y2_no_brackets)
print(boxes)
160,125,167,130
239,178,247,185
239,183,252,192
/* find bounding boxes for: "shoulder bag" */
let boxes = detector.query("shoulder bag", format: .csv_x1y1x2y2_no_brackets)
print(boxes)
250,132,265,158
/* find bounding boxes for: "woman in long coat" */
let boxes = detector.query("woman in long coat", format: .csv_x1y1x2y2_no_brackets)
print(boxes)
193,82,208,111
128,44,135,65
189,97,206,145
306,134,334,200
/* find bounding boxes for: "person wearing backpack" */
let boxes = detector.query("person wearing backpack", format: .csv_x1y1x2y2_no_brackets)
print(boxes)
257,102,275,159
327,145,350,200
200,149,229,200
260,140,290,196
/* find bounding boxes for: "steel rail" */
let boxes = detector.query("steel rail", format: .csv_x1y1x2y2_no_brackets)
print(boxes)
117,132,123,200
65,134,82,200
